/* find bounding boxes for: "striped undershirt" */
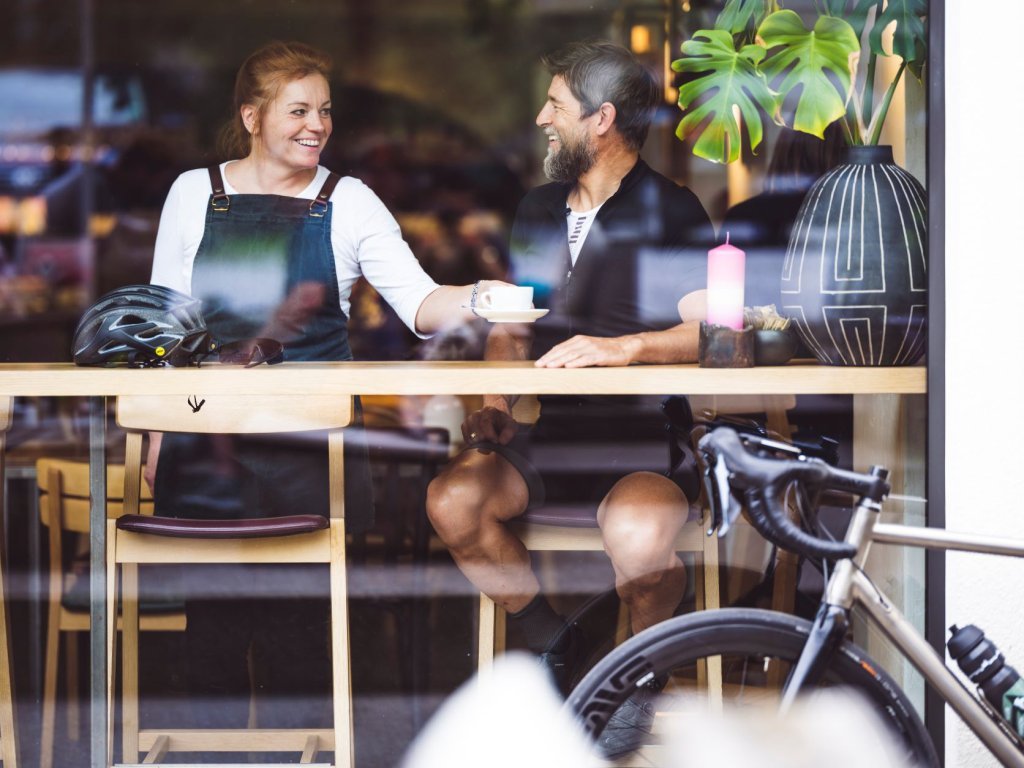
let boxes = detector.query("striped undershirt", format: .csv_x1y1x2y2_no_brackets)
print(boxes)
566,203,603,265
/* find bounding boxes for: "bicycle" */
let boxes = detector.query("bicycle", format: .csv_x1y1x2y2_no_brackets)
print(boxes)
567,427,1024,766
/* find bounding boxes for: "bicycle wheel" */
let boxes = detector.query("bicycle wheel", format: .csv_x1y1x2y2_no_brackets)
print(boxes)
568,607,938,767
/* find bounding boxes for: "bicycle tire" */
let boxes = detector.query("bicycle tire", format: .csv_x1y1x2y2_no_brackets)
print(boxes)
567,607,939,767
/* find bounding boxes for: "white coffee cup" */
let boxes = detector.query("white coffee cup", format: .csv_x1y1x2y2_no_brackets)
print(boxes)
484,285,534,311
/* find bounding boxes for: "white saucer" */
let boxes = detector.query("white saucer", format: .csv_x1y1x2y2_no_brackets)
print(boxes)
466,307,549,323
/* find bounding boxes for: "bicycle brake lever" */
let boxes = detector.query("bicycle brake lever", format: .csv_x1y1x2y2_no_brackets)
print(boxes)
711,457,743,537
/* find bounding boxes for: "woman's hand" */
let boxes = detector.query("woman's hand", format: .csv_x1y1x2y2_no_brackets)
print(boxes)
473,280,518,309
462,405,519,446
144,432,162,493
414,280,518,334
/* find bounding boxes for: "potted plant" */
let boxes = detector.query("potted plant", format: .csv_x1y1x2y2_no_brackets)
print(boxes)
672,0,929,366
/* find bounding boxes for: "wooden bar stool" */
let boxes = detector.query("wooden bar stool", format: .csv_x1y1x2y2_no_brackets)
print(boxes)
35,458,186,768
476,395,721,691
0,397,17,768
108,394,354,767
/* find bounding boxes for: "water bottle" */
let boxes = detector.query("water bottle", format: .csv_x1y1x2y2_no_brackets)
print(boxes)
947,624,1024,738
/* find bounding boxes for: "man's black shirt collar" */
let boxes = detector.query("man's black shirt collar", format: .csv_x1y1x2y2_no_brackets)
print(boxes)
535,157,649,220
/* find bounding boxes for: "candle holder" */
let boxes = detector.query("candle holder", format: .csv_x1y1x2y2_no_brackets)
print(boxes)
698,321,754,368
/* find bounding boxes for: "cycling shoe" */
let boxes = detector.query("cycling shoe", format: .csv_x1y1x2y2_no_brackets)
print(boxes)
538,620,587,697
596,675,667,759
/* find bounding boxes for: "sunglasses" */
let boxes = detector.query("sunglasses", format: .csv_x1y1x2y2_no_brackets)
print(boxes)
206,337,285,368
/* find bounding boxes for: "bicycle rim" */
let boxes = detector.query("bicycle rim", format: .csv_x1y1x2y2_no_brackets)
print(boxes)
567,607,938,767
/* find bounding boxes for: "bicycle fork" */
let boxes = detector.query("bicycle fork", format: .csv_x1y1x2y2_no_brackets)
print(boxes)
779,603,850,713
780,481,885,713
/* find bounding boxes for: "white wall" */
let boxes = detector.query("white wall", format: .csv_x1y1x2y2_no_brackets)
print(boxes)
945,1,1024,764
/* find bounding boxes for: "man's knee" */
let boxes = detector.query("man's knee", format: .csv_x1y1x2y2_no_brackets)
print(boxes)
603,514,678,568
604,471,690,509
426,466,487,548
600,472,689,569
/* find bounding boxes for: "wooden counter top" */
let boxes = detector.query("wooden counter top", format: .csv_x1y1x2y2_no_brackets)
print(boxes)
0,360,926,396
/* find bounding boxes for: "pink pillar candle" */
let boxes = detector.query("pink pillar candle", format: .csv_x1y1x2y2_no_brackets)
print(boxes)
706,235,746,330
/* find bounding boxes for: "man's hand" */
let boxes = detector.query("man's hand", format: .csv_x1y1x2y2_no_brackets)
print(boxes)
462,406,519,445
535,334,639,368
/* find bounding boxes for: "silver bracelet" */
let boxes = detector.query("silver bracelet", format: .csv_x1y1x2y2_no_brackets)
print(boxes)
469,280,482,316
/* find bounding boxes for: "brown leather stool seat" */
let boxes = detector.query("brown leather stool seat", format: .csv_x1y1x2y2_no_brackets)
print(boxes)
116,514,328,539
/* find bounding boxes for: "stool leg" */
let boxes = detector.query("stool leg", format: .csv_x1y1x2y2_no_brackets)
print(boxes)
700,513,723,712
0,418,13,767
66,636,80,742
477,595,496,675
0,560,18,768
40,476,66,768
494,606,506,656
40,615,59,768
105,521,118,768
122,563,140,764
329,521,353,768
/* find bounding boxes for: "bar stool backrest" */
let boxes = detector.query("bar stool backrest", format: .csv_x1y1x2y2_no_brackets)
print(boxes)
37,460,154,532
116,394,353,434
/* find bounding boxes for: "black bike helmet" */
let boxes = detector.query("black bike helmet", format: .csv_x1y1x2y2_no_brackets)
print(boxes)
72,284,217,367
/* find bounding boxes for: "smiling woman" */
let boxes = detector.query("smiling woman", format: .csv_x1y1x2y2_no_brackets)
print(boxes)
143,39,512,751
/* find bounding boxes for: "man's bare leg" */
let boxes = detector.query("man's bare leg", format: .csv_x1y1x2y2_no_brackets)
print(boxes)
426,449,535,613
427,447,578,676
597,471,690,635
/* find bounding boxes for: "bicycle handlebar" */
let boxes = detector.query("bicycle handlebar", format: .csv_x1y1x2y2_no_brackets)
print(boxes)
698,428,891,561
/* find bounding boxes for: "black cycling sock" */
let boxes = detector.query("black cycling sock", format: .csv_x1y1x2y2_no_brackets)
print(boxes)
507,593,567,654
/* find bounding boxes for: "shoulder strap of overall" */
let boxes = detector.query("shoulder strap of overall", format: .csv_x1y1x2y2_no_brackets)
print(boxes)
314,172,342,205
308,171,341,216
207,165,230,212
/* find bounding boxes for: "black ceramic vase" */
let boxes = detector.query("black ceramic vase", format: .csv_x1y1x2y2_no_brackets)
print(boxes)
780,145,927,366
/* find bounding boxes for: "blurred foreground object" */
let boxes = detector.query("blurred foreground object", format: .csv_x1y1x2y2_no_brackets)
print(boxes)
402,653,593,768
666,689,909,768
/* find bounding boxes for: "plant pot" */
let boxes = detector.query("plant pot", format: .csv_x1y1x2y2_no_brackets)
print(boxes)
780,145,927,366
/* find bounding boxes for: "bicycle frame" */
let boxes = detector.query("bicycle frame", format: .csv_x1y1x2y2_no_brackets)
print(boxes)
808,496,1024,766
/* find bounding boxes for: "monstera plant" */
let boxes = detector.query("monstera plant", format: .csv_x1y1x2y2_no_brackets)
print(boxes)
672,0,927,164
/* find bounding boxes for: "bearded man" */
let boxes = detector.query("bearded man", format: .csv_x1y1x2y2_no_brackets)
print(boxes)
426,39,715,759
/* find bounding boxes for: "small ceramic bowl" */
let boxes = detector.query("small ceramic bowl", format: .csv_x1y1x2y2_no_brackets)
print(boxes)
754,329,798,366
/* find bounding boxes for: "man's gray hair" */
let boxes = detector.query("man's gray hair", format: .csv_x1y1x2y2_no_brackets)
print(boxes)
541,39,660,151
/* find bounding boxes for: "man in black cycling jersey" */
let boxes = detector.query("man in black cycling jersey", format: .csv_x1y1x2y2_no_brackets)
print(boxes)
426,39,714,758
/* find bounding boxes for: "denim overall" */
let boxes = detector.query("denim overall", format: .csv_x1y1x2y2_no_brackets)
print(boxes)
152,166,372,731
154,165,373,533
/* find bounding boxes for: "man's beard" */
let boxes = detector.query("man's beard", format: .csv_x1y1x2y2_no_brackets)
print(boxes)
543,130,596,183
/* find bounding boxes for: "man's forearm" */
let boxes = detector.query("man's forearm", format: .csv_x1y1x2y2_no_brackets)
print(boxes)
621,321,700,364
483,324,532,411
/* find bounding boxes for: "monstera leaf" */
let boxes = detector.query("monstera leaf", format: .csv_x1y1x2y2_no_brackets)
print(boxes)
757,10,860,139
822,0,878,40
672,30,780,164
715,0,779,36
869,0,927,77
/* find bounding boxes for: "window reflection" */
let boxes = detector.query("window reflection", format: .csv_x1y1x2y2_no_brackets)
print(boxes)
0,1,929,764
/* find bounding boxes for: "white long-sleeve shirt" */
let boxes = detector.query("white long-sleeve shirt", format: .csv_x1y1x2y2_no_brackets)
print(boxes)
150,162,439,336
